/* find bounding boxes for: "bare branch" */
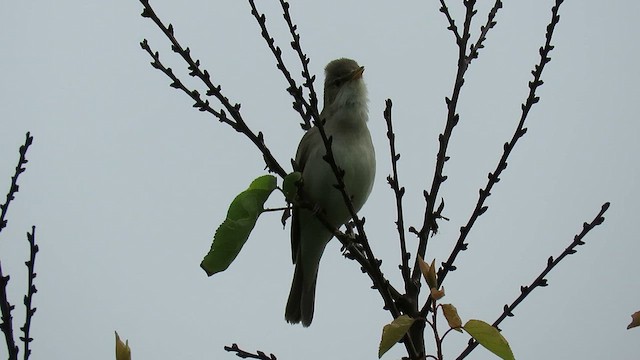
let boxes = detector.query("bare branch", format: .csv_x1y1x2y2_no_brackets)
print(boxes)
224,343,277,360
19,226,38,360
468,0,503,63
413,0,478,282
384,100,412,288
138,0,287,177
0,132,33,235
248,0,319,129
456,201,610,359
277,0,320,129
433,0,565,296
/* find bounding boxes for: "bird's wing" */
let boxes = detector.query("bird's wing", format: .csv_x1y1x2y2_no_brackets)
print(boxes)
290,126,318,264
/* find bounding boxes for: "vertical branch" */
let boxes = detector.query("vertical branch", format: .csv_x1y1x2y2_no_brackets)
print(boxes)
384,100,411,288
0,262,18,360
0,132,32,360
20,226,38,360
412,0,477,282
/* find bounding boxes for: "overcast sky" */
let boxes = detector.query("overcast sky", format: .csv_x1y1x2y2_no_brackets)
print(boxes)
1,1,639,359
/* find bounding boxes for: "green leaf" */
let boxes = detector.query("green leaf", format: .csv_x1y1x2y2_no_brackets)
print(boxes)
282,171,302,203
200,175,277,276
463,320,515,360
378,315,416,358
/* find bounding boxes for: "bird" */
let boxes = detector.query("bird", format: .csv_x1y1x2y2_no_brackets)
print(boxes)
285,58,376,326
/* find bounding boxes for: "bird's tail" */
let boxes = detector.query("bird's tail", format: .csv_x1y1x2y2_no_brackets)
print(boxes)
285,260,317,327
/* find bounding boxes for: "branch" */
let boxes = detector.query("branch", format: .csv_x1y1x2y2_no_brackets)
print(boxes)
0,261,18,360
438,0,462,44
20,226,38,360
0,132,33,234
384,100,411,288
0,132,31,360
456,201,610,359
138,0,287,177
413,0,478,282
432,0,565,298
277,0,320,129
248,0,319,129
468,0,503,63
224,343,277,360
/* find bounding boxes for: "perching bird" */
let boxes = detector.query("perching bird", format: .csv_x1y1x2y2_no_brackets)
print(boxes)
285,58,376,326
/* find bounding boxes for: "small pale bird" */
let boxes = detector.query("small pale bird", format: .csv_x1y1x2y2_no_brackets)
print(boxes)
285,58,376,326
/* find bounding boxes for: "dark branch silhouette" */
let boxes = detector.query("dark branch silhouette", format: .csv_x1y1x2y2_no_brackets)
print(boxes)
0,133,37,360
456,202,610,359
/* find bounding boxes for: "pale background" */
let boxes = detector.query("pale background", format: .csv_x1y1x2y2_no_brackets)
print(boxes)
1,1,638,359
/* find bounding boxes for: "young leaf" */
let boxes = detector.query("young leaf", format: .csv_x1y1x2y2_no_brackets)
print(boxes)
417,256,437,289
283,171,302,203
200,175,277,276
627,311,640,330
463,320,514,360
378,315,416,358
442,304,463,332
115,331,131,360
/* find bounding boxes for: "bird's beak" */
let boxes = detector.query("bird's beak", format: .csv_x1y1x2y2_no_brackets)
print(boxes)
350,66,365,80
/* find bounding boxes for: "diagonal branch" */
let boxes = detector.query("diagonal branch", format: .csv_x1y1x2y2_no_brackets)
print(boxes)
224,343,277,360
138,0,286,177
248,0,319,129
0,132,33,235
432,0,565,298
468,0,503,64
277,0,320,129
456,201,610,359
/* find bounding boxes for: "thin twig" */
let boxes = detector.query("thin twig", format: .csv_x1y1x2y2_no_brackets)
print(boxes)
224,343,277,360
468,0,503,63
248,0,319,129
432,0,565,299
456,201,610,359
277,0,320,129
413,0,477,282
384,100,411,288
0,132,33,360
138,0,286,177
438,0,462,44
0,262,18,360
20,226,38,360
0,132,33,234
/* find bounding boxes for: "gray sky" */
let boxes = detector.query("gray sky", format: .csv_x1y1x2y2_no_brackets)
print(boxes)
1,1,638,359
